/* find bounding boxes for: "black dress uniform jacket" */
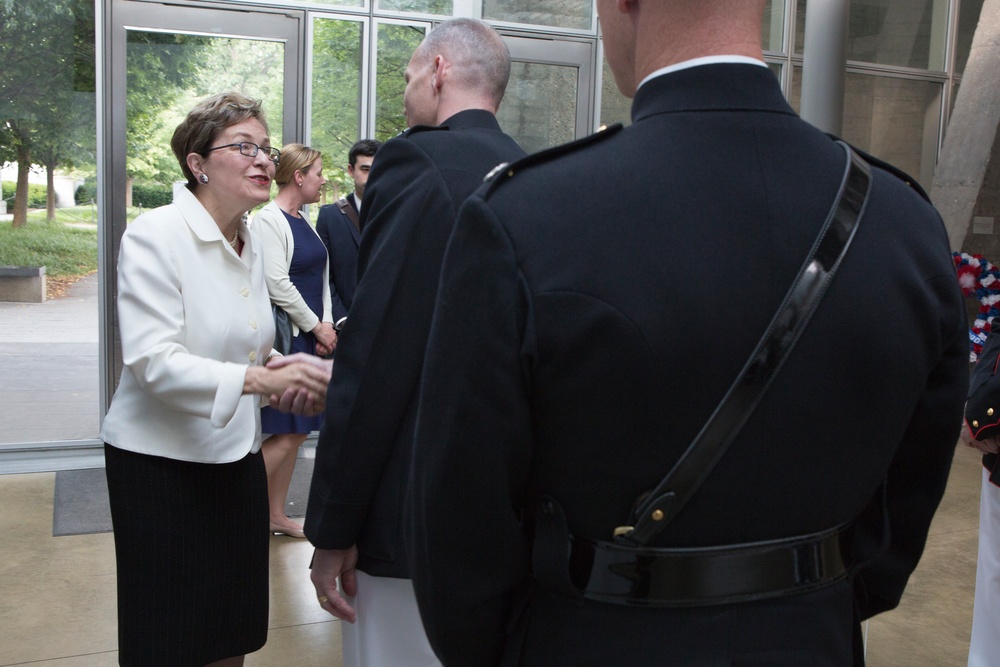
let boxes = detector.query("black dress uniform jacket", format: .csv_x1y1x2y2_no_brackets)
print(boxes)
305,109,526,577
315,195,360,322
409,64,968,665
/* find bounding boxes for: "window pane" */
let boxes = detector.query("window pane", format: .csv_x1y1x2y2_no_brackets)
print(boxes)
762,0,785,53
377,0,452,15
599,50,631,129
0,0,99,444
791,66,942,187
126,33,285,196
301,0,364,6
483,0,592,31
796,0,950,70
496,62,577,153
312,17,364,203
955,0,985,74
842,74,942,185
374,23,426,141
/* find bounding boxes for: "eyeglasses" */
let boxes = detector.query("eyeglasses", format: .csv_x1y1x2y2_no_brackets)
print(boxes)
205,141,281,165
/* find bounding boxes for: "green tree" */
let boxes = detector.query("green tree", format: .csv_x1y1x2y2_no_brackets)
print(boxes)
125,32,211,203
311,18,364,200
0,0,78,227
374,23,426,141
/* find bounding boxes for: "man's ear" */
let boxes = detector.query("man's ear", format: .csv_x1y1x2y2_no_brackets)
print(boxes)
431,54,448,92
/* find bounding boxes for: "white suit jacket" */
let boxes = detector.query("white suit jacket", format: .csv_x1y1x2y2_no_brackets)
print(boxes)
251,201,333,336
100,187,276,463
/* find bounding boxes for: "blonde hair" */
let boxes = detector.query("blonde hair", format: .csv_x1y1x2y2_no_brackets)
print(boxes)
274,143,323,188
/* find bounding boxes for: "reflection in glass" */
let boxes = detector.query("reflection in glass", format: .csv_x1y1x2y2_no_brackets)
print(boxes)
791,66,942,187
377,0,452,15
483,0,592,30
301,0,364,6
312,17,363,203
126,33,285,207
374,23,427,141
762,0,785,53
795,0,949,70
0,0,99,444
497,62,577,154
955,0,985,74
599,53,632,129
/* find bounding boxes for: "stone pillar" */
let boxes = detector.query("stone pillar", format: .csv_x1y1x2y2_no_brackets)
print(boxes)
933,0,1000,250
801,0,850,135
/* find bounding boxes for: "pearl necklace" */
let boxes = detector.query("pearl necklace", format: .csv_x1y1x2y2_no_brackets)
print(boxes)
228,231,239,249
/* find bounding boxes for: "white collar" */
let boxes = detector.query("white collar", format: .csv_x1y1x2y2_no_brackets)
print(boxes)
638,56,768,91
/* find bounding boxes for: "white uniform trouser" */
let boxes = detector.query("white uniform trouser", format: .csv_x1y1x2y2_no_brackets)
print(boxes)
970,468,1000,666
341,571,442,667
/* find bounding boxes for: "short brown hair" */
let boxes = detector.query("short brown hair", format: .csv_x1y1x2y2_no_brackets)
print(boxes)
171,92,270,190
274,143,323,188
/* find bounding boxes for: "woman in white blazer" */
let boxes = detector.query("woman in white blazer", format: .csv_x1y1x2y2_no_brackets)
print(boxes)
100,93,331,667
252,143,335,538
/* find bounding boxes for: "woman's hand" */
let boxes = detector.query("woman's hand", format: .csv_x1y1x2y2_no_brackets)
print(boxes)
313,321,337,356
244,353,332,415
263,353,333,415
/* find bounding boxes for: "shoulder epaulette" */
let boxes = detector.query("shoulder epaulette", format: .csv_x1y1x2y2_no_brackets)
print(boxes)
482,123,624,198
828,134,930,203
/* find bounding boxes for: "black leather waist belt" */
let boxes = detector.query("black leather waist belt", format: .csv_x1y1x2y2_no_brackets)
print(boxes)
566,524,851,607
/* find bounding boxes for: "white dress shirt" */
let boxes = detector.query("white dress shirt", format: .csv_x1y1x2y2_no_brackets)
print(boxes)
100,186,276,463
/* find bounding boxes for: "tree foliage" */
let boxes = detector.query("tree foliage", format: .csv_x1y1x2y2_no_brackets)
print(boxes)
374,23,426,141
312,19,363,172
125,32,212,188
0,0,81,226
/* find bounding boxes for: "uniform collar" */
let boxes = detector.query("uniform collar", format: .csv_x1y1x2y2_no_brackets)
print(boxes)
638,56,767,90
631,62,794,124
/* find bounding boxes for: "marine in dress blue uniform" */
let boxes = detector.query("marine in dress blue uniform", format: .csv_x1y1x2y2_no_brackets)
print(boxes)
304,19,527,666
407,2,968,665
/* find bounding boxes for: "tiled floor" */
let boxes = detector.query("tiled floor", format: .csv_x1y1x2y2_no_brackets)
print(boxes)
0,442,983,666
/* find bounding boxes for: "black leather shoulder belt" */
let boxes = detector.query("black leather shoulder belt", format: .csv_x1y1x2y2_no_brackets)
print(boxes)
532,142,872,606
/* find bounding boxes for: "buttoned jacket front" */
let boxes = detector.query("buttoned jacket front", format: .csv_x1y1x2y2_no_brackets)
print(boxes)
100,186,276,463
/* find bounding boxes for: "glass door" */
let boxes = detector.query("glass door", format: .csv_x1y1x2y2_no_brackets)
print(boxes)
499,35,594,153
101,0,304,406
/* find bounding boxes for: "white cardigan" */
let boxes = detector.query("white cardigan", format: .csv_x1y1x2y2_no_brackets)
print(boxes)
100,187,276,463
251,201,333,336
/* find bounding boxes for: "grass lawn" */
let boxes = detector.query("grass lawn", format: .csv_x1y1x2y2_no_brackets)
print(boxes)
0,206,118,298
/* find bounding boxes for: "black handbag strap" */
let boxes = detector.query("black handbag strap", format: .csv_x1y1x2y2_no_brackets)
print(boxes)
615,141,873,547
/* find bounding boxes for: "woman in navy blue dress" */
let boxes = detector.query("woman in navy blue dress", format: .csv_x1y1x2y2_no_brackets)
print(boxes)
253,144,337,537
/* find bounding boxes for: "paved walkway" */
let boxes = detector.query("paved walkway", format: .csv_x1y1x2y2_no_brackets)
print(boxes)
0,274,100,444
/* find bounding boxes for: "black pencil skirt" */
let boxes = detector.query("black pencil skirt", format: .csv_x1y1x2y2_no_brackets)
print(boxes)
104,444,269,666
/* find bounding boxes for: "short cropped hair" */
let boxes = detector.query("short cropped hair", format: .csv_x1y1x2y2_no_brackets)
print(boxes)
274,143,322,188
171,92,270,191
417,18,511,108
349,139,381,167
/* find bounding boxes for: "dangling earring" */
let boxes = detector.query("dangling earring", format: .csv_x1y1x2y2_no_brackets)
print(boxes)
199,173,209,184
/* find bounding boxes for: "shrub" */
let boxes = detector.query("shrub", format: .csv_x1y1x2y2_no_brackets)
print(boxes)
132,184,172,209
2,181,48,209
75,182,97,205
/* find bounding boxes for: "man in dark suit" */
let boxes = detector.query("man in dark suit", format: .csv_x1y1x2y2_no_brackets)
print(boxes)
315,138,380,332
407,1,968,665
304,17,526,666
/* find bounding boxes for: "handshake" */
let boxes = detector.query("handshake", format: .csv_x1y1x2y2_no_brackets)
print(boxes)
263,352,334,416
